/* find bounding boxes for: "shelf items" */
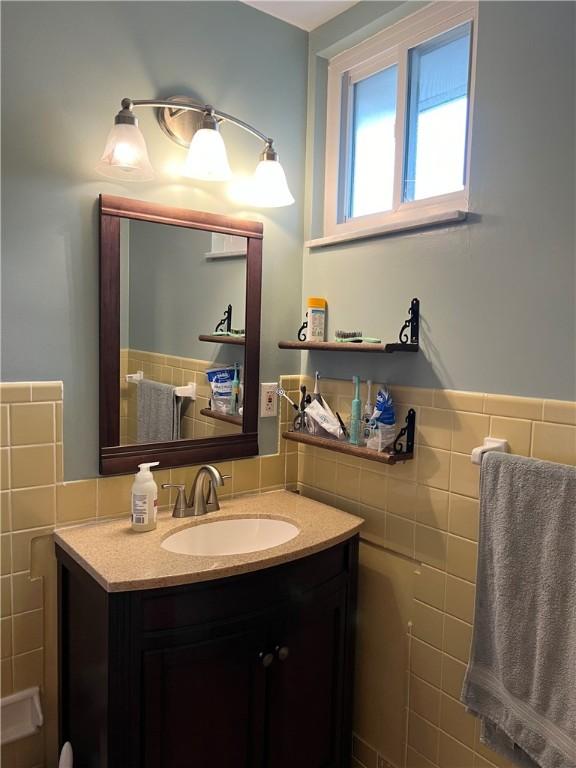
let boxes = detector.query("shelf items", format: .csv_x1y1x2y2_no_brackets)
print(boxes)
278,298,420,353
283,409,416,466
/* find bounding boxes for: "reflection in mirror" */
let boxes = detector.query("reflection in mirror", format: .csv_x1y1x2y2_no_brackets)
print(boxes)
118,219,246,446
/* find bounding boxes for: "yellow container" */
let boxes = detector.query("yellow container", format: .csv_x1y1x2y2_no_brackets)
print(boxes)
307,297,327,341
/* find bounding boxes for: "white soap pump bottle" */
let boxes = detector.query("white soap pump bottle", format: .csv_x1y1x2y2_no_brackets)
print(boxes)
131,461,160,532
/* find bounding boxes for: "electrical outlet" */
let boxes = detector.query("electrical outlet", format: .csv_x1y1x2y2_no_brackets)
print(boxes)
260,382,278,418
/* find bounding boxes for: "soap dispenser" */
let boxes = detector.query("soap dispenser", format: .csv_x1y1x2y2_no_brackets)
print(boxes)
131,461,160,532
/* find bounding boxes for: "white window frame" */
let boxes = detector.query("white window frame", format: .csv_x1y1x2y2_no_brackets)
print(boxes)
322,1,478,243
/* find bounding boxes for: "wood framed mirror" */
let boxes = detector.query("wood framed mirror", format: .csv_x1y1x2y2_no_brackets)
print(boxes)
99,195,262,475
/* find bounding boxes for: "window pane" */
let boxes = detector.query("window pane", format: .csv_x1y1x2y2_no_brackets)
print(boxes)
404,23,471,202
349,65,397,219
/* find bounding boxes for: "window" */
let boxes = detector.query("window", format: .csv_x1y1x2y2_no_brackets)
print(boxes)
323,2,477,241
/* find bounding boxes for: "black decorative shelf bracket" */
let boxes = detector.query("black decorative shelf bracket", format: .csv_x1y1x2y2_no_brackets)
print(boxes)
393,408,416,458
215,304,233,334
398,298,420,346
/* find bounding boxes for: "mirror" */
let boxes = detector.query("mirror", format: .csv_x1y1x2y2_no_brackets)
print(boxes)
99,195,262,475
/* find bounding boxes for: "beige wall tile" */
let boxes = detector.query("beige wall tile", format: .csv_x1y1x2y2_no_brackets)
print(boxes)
414,565,446,611
447,536,478,583
531,422,576,465
417,447,451,491
1,617,12,659
441,654,467,700
406,746,438,768
445,576,476,624
411,638,442,687
13,647,43,691
542,399,576,426
438,731,475,768
285,453,298,486
0,492,11,533
484,394,542,421
414,487,449,531
233,458,260,495
1,576,12,618
387,514,414,558
12,528,53,573
387,479,416,519
98,474,133,518
11,445,55,488
313,456,337,493
434,390,484,413
489,416,532,457
451,413,490,455
415,525,447,570
0,406,8,447
449,494,479,542
1,534,11,576
0,448,9,491
55,443,64,482
419,407,453,450
11,485,56,530
408,712,439,764
449,454,480,499
359,468,387,510
10,403,54,446
440,694,476,748
392,386,434,407
334,462,360,500
1,658,13,696
0,383,32,403
260,455,285,489
443,615,472,664
410,675,441,725
412,600,444,650
13,609,43,654
56,480,98,523
12,572,43,615
352,735,377,768
31,381,63,401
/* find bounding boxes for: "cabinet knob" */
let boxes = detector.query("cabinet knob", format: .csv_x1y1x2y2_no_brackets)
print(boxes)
259,652,274,668
276,645,290,662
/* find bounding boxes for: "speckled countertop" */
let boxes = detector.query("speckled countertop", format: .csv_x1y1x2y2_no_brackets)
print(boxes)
54,490,363,593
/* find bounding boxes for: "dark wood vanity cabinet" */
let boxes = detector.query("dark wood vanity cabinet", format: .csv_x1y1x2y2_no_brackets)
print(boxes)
57,537,358,768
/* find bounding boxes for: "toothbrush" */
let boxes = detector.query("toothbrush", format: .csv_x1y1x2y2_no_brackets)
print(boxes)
313,371,324,405
363,379,373,421
349,376,362,445
231,364,240,414
277,388,299,412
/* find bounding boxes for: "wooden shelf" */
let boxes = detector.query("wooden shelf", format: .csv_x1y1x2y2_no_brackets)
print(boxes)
199,334,245,346
200,408,242,427
278,340,417,353
282,431,413,465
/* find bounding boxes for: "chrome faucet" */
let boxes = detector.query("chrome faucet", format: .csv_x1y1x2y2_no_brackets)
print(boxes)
162,465,229,518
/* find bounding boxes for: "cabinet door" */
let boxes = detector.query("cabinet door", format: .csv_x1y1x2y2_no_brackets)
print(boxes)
142,624,267,768
266,583,349,768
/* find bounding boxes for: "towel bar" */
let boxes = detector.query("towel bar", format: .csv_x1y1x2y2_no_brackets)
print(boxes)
125,371,196,399
471,437,509,465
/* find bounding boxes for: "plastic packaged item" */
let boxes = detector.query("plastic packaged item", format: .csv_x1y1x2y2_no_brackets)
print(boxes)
131,461,159,532
206,365,239,413
305,399,343,439
366,388,396,452
349,376,362,446
307,297,327,341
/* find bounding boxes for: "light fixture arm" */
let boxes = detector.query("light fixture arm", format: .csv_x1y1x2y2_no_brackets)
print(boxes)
124,98,273,146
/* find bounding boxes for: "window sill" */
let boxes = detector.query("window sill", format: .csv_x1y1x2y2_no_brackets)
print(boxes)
305,209,468,249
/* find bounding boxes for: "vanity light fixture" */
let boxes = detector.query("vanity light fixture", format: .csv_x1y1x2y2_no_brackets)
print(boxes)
97,97,294,207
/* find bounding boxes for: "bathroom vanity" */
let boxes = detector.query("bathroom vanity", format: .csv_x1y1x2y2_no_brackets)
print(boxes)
55,491,362,768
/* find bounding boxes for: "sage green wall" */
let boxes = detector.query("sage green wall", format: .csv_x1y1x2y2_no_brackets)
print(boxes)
1,1,306,478
303,1,575,401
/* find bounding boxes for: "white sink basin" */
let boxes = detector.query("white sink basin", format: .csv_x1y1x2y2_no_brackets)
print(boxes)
161,517,300,556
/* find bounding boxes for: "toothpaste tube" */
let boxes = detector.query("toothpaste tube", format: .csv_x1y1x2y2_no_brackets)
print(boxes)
206,365,239,413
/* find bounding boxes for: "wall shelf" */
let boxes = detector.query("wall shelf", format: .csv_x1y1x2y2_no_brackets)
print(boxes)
200,408,242,427
198,334,245,346
278,340,417,353
278,298,419,354
282,408,416,466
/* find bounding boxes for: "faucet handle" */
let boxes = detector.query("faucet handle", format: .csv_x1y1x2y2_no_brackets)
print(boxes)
161,483,187,517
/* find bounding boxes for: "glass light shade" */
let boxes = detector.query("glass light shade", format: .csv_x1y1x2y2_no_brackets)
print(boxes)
251,159,295,208
96,123,154,181
182,128,232,181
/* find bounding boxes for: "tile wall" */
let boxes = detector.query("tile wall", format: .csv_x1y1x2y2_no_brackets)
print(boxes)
1,377,574,768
